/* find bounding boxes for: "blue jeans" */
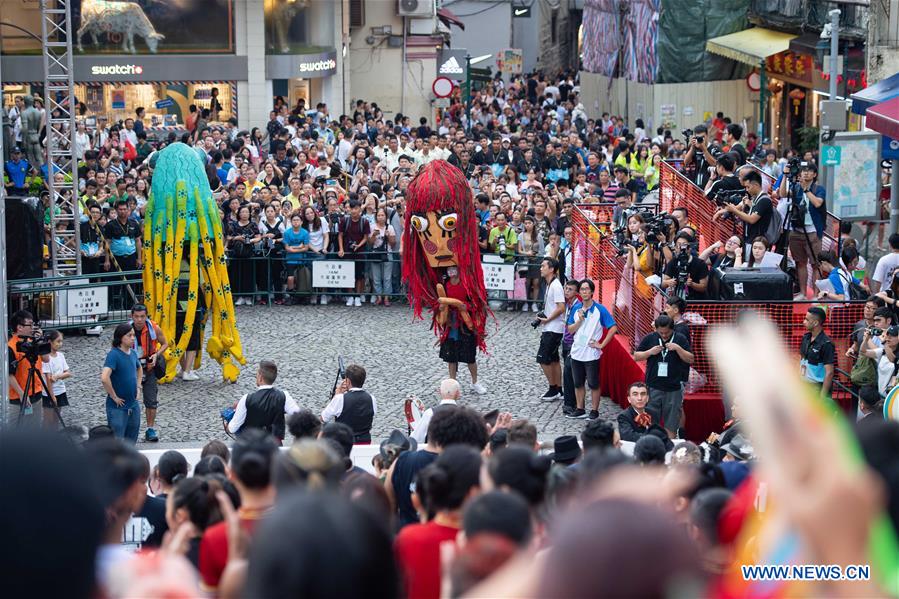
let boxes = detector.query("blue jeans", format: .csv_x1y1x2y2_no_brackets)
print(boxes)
106,398,141,443
370,258,393,296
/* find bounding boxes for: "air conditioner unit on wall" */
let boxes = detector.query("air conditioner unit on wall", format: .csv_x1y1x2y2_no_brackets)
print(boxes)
398,0,436,18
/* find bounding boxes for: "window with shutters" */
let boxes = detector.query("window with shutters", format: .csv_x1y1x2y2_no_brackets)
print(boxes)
350,0,365,29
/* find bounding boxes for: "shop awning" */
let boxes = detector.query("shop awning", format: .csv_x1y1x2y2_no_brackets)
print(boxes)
851,72,899,115
437,8,465,30
865,96,899,140
705,28,797,66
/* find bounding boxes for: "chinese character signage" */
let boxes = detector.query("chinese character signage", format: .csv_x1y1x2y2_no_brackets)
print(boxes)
765,51,812,85
66,283,108,317
482,263,515,291
312,261,354,289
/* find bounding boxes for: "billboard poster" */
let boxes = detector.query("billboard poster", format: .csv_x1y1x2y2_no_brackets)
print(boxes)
0,0,235,55
497,49,523,74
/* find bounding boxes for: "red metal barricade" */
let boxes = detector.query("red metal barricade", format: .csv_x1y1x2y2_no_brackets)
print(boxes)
570,205,863,399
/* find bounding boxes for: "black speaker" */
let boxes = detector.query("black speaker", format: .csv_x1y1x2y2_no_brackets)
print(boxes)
711,267,792,301
5,197,44,280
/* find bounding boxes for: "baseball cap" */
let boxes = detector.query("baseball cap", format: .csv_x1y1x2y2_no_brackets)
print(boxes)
11,146,21,153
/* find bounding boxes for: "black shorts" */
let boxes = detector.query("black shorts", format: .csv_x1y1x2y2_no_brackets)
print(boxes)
440,330,477,364
346,255,365,281
42,392,69,407
536,332,563,365
571,359,600,390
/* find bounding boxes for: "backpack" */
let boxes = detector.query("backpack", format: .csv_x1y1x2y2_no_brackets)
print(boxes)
850,355,878,386
763,199,783,247
838,270,866,301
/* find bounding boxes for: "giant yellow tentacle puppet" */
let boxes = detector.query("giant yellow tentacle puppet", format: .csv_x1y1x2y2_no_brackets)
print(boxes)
402,160,490,354
143,143,245,383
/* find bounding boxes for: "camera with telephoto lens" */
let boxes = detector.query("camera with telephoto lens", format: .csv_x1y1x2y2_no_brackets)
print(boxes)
613,230,642,256
784,157,802,183
16,333,52,361
713,189,746,208
644,212,676,241
531,311,547,329
497,234,507,256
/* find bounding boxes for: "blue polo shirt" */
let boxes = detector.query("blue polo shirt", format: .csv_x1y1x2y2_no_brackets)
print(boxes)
283,226,310,264
103,347,140,405
6,158,29,188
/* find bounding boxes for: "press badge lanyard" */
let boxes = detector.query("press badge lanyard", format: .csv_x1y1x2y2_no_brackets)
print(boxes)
657,338,669,378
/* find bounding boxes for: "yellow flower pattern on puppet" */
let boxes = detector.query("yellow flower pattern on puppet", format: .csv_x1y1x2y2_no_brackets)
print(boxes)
143,143,245,383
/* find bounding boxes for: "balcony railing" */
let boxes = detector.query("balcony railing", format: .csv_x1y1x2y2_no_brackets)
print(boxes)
749,0,867,41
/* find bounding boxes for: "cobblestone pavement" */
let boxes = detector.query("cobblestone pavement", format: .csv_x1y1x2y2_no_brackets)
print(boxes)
56,301,623,444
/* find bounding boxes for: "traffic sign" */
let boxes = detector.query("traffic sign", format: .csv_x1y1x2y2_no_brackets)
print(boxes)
470,66,492,82
432,76,454,98
822,145,842,166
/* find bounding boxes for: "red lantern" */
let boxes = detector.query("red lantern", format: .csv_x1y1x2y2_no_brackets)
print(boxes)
789,88,806,116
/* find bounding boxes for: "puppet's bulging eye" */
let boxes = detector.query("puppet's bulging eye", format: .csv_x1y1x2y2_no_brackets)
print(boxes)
438,213,458,232
411,215,428,233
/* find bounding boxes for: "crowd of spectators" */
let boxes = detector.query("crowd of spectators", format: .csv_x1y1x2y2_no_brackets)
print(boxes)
6,374,897,598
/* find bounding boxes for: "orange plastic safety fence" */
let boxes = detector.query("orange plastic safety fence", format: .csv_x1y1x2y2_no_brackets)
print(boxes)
570,205,863,396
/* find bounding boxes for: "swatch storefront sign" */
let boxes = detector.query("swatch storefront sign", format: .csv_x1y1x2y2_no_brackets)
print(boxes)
1,55,248,83
266,50,339,79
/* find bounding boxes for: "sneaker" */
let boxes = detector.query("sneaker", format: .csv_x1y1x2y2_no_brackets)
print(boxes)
470,382,487,395
354,296,362,307
565,408,587,419
562,406,575,416
321,294,330,305
181,370,200,381
374,297,382,306
588,410,600,420
383,298,391,307
532,302,540,312
346,296,354,307
370,295,377,304
86,325,104,336
520,303,528,312
144,427,159,442
541,388,562,402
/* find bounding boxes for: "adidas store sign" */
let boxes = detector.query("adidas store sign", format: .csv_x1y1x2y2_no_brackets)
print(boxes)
439,56,463,75
437,49,467,79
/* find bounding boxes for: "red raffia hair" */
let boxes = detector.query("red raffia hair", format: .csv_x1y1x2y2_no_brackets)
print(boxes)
402,160,490,352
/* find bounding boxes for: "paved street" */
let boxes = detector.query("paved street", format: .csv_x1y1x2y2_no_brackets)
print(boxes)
54,302,622,444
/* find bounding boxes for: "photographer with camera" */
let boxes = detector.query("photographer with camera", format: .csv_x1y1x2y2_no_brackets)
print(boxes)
488,212,519,265
704,153,742,202
859,322,899,398
683,124,717,188
130,304,168,443
711,169,773,254
7,309,50,424
778,162,826,298
536,257,567,402
612,188,637,231
662,232,709,300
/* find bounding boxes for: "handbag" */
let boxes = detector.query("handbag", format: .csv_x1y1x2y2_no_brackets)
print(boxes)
511,274,528,300
230,238,254,258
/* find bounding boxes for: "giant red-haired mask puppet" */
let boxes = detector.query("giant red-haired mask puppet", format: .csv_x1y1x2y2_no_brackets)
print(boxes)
402,160,488,351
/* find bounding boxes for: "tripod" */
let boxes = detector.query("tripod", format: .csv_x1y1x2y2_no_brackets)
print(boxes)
15,354,64,428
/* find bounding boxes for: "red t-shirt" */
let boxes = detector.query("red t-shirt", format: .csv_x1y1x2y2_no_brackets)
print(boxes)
198,507,269,594
395,521,459,599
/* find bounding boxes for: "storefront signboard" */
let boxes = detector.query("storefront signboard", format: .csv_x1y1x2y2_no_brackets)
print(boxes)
265,50,338,80
1,55,249,83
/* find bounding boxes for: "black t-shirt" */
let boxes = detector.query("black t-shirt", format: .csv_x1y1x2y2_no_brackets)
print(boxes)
728,144,748,166
746,193,773,241
392,449,439,529
136,494,168,548
705,174,743,202
664,254,709,300
637,331,692,391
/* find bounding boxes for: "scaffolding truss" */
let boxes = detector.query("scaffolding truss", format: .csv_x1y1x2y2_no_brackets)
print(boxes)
40,0,80,275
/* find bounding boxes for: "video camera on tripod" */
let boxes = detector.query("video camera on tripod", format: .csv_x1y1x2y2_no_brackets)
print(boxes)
16,333,52,362
672,246,692,300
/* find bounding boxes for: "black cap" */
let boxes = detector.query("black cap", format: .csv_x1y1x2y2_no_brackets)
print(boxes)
11,146,21,153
